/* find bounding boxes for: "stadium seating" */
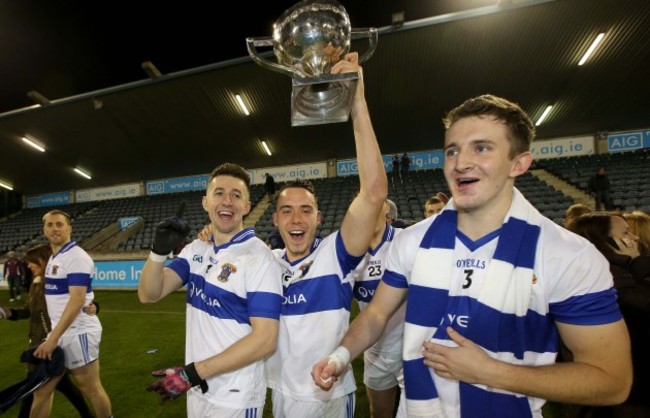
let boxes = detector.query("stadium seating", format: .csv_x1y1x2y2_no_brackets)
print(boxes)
1,150,648,256
534,148,650,212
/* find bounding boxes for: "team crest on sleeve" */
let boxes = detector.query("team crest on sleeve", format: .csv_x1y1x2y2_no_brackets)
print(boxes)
218,263,237,282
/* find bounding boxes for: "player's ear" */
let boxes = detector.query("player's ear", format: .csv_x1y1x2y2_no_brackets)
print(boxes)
511,152,532,178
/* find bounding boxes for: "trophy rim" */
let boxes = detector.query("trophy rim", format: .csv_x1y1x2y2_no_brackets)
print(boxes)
272,0,352,76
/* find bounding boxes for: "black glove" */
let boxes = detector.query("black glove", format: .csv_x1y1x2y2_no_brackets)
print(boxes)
152,201,191,256
147,363,208,401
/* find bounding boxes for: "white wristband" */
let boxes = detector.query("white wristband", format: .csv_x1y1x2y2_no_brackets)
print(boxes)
327,346,351,374
149,252,168,263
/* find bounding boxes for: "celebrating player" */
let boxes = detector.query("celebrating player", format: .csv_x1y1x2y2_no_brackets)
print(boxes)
138,163,283,417
312,94,632,417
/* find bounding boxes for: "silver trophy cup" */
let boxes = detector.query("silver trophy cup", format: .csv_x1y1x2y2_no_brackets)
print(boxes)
246,0,378,126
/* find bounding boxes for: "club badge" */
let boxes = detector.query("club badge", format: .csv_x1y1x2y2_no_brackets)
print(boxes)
299,261,313,278
218,263,237,283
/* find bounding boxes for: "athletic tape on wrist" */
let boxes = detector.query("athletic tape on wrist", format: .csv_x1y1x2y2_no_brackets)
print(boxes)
327,346,351,374
149,252,168,263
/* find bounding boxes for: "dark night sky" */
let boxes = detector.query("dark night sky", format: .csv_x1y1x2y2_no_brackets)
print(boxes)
0,0,494,114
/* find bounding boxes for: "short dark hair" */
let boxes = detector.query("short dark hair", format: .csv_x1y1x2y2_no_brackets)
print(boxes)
425,196,443,206
209,163,250,193
564,203,593,225
42,209,71,225
443,94,535,158
276,179,317,207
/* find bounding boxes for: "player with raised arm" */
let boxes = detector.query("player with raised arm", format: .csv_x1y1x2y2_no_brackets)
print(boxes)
265,51,388,418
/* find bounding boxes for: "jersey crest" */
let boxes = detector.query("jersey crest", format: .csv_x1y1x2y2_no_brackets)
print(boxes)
218,263,237,282
299,260,313,278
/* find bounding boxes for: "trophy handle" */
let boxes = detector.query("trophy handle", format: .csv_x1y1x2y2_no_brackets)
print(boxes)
245,36,303,78
351,27,378,63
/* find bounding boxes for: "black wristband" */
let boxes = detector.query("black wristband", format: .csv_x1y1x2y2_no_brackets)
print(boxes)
184,362,208,394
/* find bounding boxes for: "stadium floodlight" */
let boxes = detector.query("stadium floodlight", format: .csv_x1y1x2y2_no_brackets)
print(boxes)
0,180,13,191
74,167,92,180
236,95,250,116
535,105,553,126
578,33,605,66
261,140,272,156
21,136,46,152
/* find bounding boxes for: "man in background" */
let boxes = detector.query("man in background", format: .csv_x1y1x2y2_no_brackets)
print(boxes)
3,251,24,302
386,199,411,229
32,210,112,418
423,192,449,218
588,167,614,211
265,172,276,202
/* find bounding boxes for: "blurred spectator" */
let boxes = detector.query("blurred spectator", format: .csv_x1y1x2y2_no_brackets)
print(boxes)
3,251,24,303
563,202,593,227
400,152,411,178
391,154,401,186
588,167,614,211
623,210,650,256
264,172,276,202
20,256,32,293
265,229,285,250
423,192,449,218
566,212,650,417
386,199,412,228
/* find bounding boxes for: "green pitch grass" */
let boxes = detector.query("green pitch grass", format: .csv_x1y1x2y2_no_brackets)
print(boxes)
0,290,369,417
0,290,565,417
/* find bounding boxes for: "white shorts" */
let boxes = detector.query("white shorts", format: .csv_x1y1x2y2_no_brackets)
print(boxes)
271,390,355,418
187,392,262,418
363,349,402,391
59,330,101,369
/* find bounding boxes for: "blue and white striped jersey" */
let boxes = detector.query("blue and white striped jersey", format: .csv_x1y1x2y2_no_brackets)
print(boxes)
169,227,283,409
266,232,364,402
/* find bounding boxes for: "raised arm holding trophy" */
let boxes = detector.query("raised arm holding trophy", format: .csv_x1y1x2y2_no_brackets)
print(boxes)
246,0,377,126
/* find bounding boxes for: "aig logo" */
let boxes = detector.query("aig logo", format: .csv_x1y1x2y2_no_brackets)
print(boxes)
608,132,642,152
147,181,165,194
